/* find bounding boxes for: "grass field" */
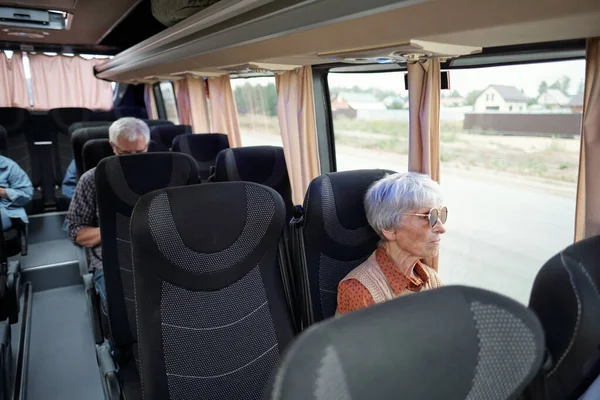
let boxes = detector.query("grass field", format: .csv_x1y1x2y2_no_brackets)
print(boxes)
238,114,580,183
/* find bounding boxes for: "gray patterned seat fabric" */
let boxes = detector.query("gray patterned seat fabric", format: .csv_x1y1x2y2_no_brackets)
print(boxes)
95,152,199,374
266,285,545,400
130,181,295,400
292,169,395,326
529,235,600,399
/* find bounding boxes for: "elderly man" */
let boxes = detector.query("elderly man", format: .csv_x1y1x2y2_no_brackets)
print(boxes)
66,117,150,311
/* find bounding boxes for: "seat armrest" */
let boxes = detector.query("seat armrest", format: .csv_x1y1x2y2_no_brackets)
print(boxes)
9,218,28,256
5,261,20,324
83,273,104,344
208,165,216,182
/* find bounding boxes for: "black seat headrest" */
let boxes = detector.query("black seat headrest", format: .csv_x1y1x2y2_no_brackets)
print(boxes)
529,235,600,399
172,133,229,181
71,126,110,178
214,146,293,218
268,285,545,400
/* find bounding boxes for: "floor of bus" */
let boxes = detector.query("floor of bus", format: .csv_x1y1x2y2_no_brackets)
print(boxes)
13,212,104,400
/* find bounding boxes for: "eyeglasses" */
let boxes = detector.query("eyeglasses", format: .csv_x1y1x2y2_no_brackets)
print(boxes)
112,143,147,155
404,206,448,228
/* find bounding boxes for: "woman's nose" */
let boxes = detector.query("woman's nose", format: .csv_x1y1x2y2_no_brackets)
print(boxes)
434,220,446,234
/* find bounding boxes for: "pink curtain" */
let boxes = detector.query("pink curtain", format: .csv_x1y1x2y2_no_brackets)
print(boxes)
28,54,113,111
144,83,157,119
407,58,441,271
208,75,242,147
0,52,29,108
575,38,600,240
275,66,320,205
174,77,210,133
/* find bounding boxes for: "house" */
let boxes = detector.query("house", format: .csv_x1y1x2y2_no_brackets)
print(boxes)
441,95,465,107
331,92,386,118
537,89,570,109
568,92,584,113
473,85,529,112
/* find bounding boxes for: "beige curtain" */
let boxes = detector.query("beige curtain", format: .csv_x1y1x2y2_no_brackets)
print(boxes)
574,38,600,241
0,52,29,108
144,84,157,119
275,66,320,205
407,58,441,271
174,77,211,133
28,54,113,111
208,75,242,147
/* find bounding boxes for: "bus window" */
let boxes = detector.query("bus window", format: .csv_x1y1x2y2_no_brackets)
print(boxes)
158,81,180,124
436,59,585,304
327,71,409,172
231,77,283,147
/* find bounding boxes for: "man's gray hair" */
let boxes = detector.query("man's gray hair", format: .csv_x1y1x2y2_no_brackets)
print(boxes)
364,172,444,239
108,117,150,144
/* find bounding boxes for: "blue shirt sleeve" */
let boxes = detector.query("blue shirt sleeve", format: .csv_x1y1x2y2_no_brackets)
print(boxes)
62,160,78,199
5,161,33,207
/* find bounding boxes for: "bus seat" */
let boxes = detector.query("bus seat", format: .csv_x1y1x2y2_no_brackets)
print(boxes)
172,133,229,182
292,169,395,327
71,126,110,178
214,146,293,220
149,124,192,150
48,107,94,211
68,121,111,136
83,139,167,175
0,108,44,214
95,152,198,396
266,285,545,400
130,181,295,400
529,234,600,400
143,119,174,128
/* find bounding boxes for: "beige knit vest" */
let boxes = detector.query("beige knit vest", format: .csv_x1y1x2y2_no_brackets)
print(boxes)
336,252,443,315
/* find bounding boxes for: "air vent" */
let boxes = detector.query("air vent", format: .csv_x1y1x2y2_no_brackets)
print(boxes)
319,40,482,64
0,7,71,31
218,62,300,74
2,27,48,39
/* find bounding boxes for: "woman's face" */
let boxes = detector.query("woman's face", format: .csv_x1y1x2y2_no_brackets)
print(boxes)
383,205,447,259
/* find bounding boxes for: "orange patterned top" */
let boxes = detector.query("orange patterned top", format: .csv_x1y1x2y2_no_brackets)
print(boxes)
336,247,431,315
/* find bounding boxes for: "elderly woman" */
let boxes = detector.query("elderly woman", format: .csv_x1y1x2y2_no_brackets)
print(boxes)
336,172,446,315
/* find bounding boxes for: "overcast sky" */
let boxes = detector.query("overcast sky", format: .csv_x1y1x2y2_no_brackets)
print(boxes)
232,59,585,99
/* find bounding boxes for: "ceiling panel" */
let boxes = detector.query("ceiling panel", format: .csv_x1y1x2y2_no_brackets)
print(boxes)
0,0,141,46
1,0,77,11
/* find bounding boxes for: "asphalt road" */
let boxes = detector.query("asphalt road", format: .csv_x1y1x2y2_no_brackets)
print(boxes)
244,134,578,304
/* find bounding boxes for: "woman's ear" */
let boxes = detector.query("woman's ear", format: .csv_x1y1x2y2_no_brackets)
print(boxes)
381,228,396,242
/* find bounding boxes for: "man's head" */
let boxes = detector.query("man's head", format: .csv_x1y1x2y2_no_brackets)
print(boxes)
108,117,150,155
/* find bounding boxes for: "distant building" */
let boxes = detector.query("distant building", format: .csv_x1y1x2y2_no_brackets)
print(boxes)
474,85,529,112
441,95,465,107
331,92,386,118
537,89,571,109
568,92,584,113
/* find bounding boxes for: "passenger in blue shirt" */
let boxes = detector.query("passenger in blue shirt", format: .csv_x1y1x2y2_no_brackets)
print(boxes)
62,160,77,200
0,156,33,230
62,159,77,232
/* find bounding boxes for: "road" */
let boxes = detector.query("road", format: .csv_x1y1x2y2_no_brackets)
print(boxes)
243,134,578,304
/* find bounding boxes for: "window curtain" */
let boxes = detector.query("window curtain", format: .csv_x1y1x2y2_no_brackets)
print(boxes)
574,38,600,240
207,75,242,147
275,66,320,205
28,54,113,110
407,58,441,271
0,52,29,108
144,83,157,120
174,77,211,133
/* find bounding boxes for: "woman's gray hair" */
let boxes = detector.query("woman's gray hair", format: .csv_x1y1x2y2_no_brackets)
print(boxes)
109,117,150,144
364,172,444,239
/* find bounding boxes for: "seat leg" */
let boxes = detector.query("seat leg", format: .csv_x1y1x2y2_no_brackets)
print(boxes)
96,342,121,400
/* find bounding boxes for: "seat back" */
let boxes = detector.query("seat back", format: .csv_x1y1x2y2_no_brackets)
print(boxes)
267,285,545,400
172,133,229,181
130,182,295,399
95,152,199,362
529,235,600,399
68,121,112,136
71,126,110,178
0,107,43,213
48,107,93,183
83,139,167,174
143,119,174,128
299,169,395,324
214,146,293,220
150,124,192,150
